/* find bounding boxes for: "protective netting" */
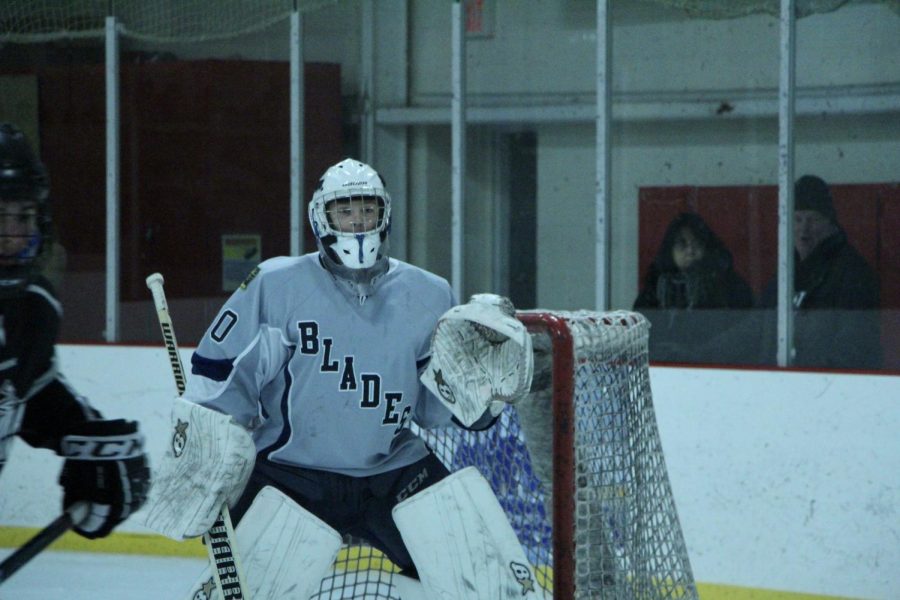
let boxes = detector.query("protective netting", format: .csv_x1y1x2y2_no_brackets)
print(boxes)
4,0,897,45
0,0,338,43
647,0,900,19
2,0,896,44
313,309,696,599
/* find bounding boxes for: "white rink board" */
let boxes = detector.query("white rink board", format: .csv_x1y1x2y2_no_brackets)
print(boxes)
650,366,900,600
0,344,897,599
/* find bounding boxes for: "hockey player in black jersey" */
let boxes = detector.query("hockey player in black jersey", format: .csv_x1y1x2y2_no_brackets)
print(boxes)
0,123,149,540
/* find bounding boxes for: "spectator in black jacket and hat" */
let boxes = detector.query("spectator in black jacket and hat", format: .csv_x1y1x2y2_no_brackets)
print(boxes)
758,174,882,368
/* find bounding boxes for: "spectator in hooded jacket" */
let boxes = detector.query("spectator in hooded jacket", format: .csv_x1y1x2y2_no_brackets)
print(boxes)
634,211,754,362
758,174,881,368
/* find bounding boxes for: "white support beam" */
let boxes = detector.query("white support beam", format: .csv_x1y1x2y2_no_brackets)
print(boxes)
777,0,797,367
361,0,375,163
595,0,611,312
375,85,900,126
105,16,119,342
290,8,305,257
371,0,410,261
450,0,465,300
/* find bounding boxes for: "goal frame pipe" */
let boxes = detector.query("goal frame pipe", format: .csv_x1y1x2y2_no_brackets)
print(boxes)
517,312,575,600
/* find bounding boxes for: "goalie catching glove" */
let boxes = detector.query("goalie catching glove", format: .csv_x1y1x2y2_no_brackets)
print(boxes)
421,294,533,427
138,398,256,540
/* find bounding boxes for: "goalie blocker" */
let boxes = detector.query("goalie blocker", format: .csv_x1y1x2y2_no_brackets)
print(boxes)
420,294,534,427
138,398,256,540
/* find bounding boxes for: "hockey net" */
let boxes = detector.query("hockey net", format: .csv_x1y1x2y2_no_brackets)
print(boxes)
313,310,698,600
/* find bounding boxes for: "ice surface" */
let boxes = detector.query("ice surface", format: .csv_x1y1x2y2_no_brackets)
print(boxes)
0,549,206,599
0,549,431,599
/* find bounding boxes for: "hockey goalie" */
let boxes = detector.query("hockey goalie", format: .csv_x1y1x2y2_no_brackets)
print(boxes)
138,158,539,599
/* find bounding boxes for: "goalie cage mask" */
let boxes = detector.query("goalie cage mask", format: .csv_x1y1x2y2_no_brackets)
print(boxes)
309,158,391,298
0,123,51,296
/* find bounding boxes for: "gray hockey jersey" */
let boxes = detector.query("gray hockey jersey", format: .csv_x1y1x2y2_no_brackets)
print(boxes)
185,253,455,477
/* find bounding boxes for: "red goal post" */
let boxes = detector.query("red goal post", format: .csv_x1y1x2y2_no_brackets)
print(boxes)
517,311,578,598
518,311,577,597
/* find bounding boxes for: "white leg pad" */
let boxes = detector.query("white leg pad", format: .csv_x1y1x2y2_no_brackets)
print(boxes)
184,485,342,600
392,573,429,600
392,466,540,599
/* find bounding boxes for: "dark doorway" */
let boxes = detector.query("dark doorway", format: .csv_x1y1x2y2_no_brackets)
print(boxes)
506,132,537,309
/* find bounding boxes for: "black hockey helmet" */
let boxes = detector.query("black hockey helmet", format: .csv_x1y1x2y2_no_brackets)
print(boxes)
0,123,51,291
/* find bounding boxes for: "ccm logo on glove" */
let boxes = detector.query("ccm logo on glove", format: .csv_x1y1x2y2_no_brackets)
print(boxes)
60,435,144,460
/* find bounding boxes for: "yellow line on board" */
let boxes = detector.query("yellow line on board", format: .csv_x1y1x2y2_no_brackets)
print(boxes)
0,527,864,600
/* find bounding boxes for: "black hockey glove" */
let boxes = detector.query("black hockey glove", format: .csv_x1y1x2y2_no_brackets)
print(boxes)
58,419,150,539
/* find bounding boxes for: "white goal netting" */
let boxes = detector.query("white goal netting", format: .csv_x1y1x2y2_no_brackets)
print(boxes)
313,310,697,600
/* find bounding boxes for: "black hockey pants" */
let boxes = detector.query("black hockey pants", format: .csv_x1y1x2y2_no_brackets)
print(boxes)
230,452,450,579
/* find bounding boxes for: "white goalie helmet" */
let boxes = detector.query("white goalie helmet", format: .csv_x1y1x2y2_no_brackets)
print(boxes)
309,158,391,273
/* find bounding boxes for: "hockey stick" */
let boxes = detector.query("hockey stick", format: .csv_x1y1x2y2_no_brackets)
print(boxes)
146,273,251,600
0,502,88,585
